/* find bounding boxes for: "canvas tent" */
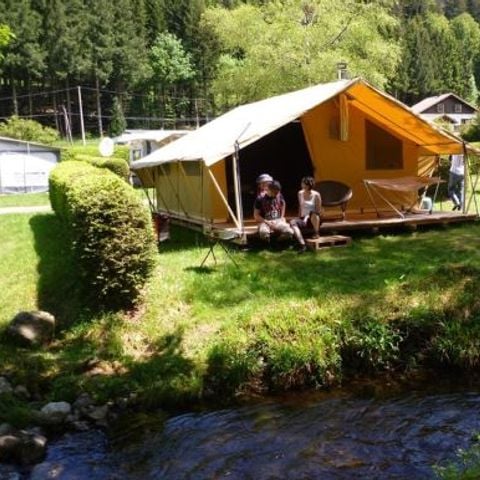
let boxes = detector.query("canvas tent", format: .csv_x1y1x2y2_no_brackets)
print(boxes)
131,78,475,237
0,137,60,194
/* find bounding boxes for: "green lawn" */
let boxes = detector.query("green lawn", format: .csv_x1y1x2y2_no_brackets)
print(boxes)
1,213,480,421
0,192,50,208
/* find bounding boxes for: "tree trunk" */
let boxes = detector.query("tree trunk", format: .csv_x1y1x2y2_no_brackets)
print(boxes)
95,74,103,137
28,76,33,119
11,76,18,116
52,82,60,133
65,77,72,131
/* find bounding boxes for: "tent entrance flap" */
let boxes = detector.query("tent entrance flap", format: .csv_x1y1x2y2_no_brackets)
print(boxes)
226,121,314,216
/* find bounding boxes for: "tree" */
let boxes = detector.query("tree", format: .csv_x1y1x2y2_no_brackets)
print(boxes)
150,32,195,87
0,24,13,58
108,96,127,136
204,0,401,108
0,0,45,115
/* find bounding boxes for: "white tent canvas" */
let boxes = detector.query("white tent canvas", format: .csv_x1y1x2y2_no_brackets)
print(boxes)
0,152,57,194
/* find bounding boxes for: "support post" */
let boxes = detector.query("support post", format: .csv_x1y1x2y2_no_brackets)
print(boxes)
232,142,244,238
77,85,86,146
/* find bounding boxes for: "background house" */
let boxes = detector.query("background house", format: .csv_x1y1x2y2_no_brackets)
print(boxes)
411,93,478,132
0,137,60,194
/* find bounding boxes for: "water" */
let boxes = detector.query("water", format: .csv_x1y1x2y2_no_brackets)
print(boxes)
3,383,480,480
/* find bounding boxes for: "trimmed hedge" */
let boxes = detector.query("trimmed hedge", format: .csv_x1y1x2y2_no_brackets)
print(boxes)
73,154,130,181
49,161,156,309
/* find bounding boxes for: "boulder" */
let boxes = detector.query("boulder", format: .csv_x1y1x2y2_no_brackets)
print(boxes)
0,377,13,395
13,385,30,400
0,430,47,465
72,393,94,413
86,404,109,422
7,311,55,347
40,401,71,424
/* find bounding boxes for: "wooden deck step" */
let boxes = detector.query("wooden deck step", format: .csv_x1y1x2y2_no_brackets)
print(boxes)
306,235,352,251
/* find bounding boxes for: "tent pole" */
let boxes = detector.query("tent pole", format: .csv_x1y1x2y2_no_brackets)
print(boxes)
463,142,479,216
207,168,240,230
232,143,244,238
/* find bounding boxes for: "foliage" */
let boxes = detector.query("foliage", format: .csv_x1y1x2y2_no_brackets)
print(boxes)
108,97,127,137
49,160,156,309
0,23,13,61
434,439,480,479
70,154,130,181
0,115,59,144
203,0,401,107
150,32,195,86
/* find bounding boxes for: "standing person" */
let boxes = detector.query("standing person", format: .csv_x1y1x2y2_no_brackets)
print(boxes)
290,176,322,253
254,180,293,242
448,154,465,211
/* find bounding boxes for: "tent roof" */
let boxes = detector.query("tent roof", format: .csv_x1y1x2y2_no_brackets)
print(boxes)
131,78,474,171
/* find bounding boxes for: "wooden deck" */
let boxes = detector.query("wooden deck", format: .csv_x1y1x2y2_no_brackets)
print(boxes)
208,210,478,241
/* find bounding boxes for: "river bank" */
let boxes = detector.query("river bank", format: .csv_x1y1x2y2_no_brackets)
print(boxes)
1,214,480,440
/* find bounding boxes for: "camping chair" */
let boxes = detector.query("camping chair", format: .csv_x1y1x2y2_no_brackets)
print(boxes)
315,180,353,220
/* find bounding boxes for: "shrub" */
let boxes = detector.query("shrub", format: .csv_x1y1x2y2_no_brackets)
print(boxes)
0,115,59,144
49,161,156,309
73,154,130,181
62,143,130,163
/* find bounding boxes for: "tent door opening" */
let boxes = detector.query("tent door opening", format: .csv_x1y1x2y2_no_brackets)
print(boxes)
226,121,314,219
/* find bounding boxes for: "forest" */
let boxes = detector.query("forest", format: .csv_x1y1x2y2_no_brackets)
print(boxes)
1,0,480,135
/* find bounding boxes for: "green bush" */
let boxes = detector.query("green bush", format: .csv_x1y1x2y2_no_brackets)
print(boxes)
49,161,156,309
73,154,130,181
62,143,130,163
0,115,59,144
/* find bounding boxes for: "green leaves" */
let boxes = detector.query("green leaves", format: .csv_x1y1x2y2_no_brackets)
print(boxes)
204,0,401,108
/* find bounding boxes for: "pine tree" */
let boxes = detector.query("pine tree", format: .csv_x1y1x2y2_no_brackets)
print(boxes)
108,96,127,136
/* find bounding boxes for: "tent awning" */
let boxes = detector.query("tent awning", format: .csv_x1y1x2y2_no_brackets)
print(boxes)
131,78,476,171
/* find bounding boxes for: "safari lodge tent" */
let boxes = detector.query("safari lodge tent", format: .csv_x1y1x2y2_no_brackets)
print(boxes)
131,78,477,241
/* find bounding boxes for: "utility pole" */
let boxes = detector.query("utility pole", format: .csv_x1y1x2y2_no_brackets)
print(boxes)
77,86,86,145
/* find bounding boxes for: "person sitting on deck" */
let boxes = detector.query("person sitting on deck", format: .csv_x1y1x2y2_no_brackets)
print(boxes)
254,180,293,242
256,173,273,197
290,176,322,253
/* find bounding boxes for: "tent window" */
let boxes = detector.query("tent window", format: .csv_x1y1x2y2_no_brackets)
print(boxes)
365,120,403,170
183,162,201,176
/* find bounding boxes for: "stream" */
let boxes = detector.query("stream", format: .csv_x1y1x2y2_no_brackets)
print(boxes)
2,378,480,479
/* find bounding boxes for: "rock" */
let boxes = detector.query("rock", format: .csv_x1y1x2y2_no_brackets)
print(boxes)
72,393,94,412
0,434,20,461
40,401,71,424
0,377,13,395
13,385,30,400
72,421,90,432
17,431,47,465
86,404,108,422
0,423,12,435
7,311,55,347
0,430,46,465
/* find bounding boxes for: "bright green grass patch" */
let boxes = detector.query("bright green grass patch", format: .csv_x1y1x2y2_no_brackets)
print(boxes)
0,192,50,207
1,215,480,420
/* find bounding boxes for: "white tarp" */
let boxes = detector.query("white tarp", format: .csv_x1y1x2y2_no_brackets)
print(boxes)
131,78,357,169
0,153,57,193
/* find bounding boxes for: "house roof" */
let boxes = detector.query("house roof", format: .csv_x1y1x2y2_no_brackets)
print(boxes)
114,129,189,145
411,93,478,114
131,78,474,171
0,136,61,151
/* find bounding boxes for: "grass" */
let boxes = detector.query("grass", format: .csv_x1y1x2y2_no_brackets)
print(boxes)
1,213,480,424
0,192,50,208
